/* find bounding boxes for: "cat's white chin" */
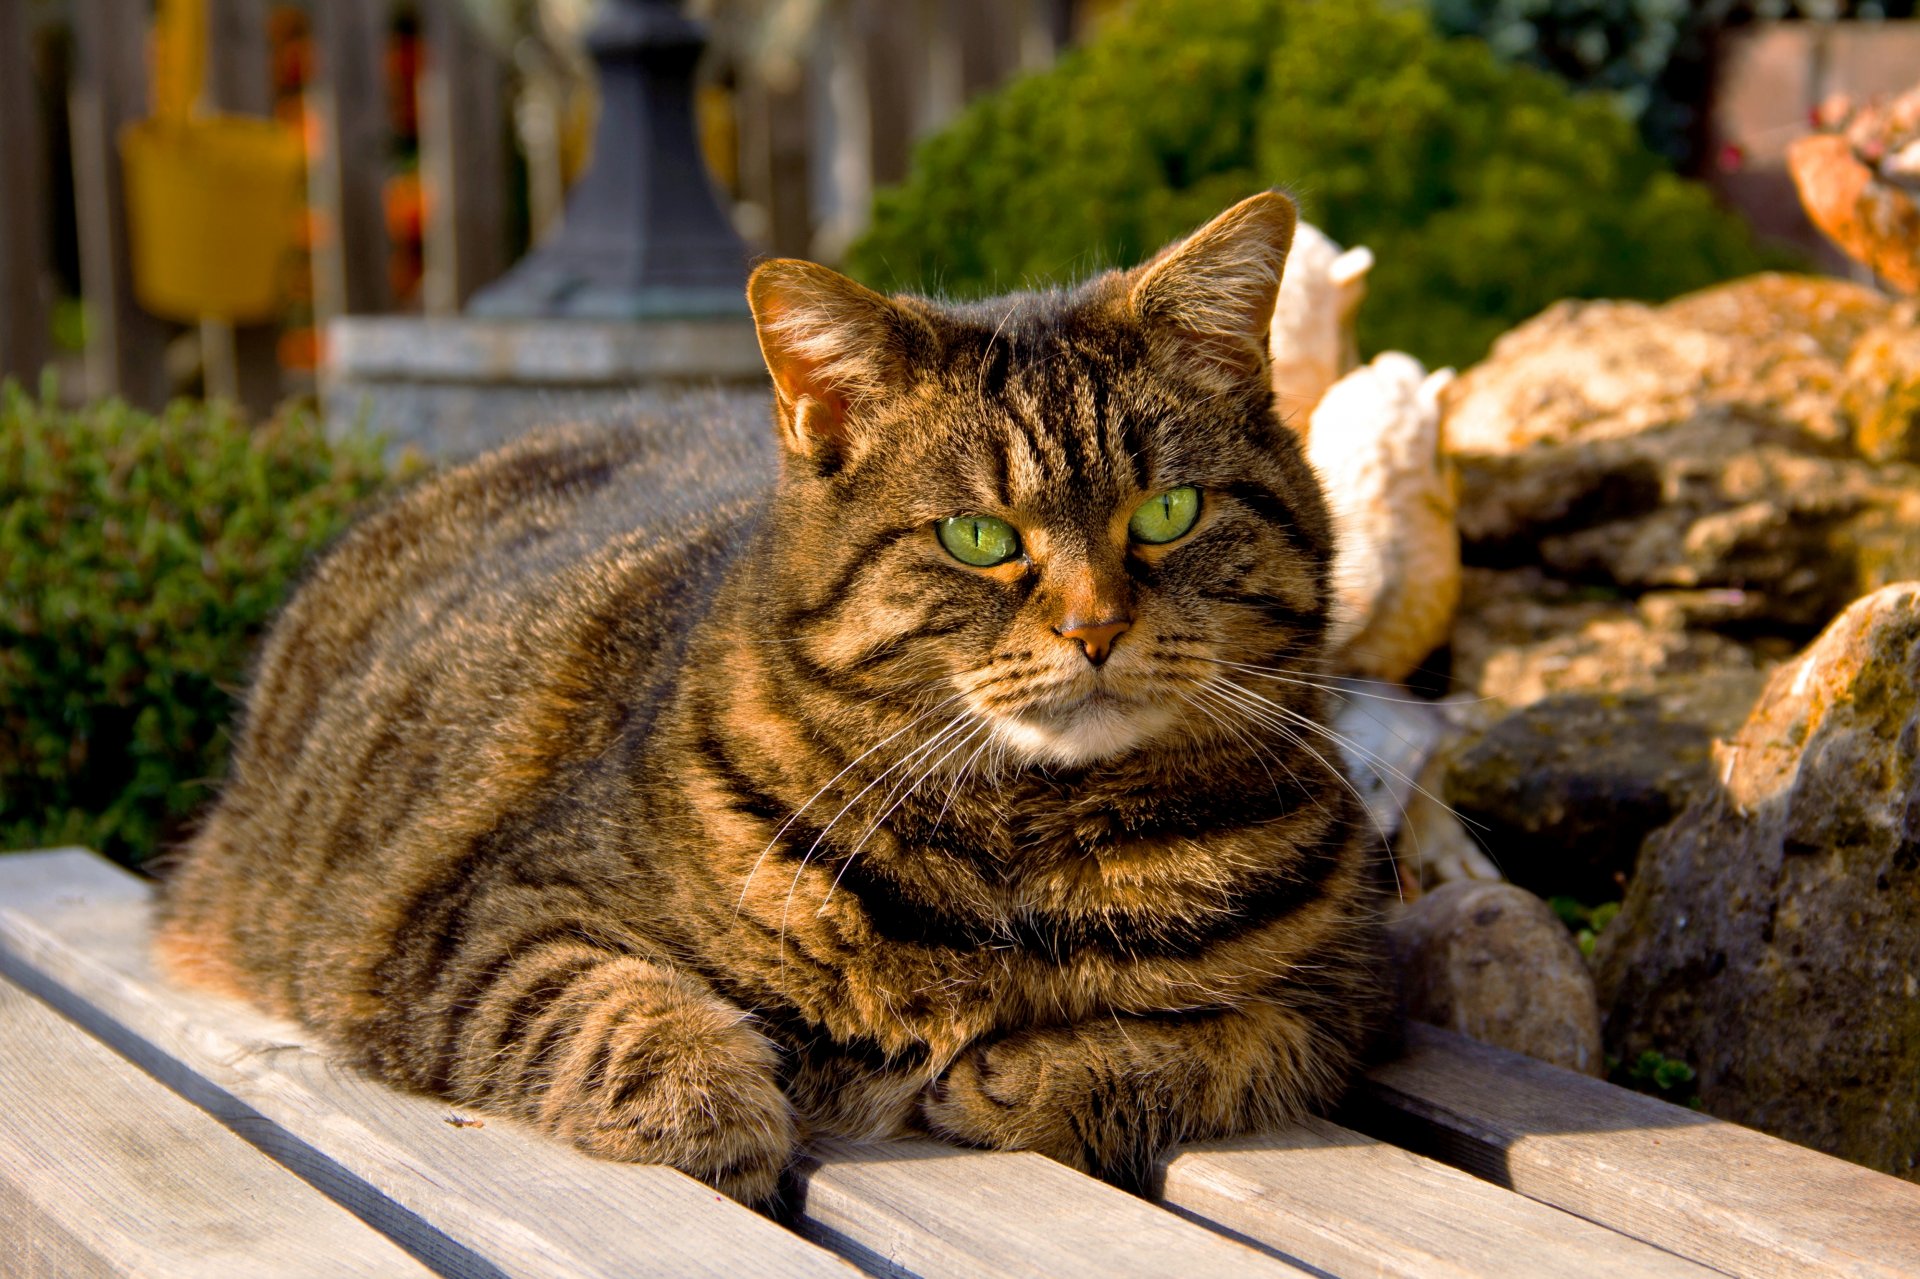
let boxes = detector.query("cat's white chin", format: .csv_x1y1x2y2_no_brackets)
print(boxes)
993,695,1179,768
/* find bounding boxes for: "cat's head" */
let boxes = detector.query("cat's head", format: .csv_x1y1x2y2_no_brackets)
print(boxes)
746,193,1334,769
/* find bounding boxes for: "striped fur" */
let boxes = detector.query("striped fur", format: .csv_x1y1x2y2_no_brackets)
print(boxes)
155,194,1389,1203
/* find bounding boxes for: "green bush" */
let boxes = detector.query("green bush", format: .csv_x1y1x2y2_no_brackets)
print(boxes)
847,0,1792,370
0,383,393,867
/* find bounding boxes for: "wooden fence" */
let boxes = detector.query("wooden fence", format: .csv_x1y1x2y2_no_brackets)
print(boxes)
0,0,1082,414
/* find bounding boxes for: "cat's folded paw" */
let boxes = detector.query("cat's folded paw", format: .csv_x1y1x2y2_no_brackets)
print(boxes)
540,978,797,1204
921,1027,1185,1191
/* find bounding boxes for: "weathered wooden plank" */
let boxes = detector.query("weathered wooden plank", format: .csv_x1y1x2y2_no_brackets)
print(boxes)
1349,1022,1920,1279
0,849,857,1279
206,0,273,111
809,0,872,259
1160,1116,1715,1279
0,975,432,1278
203,0,282,415
70,0,174,407
795,1139,1313,1278
0,0,50,384
735,67,812,259
861,0,918,188
418,0,508,315
309,0,392,318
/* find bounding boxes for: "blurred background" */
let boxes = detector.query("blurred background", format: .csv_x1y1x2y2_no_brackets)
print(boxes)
1,0,1915,414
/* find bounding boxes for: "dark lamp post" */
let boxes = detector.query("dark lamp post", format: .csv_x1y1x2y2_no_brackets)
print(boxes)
470,0,750,319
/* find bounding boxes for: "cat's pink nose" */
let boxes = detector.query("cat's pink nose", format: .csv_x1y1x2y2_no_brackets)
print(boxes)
1056,617,1131,665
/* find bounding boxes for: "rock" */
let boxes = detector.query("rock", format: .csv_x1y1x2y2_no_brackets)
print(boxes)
1443,275,1894,453
1310,353,1460,682
1450,567,1782,732
1268,221,1372,423
1594,583,1920,1181
1846,319,1920,464
1441,568,1778,904
1389,880,1604,1076
1392,776,1501,892
1323,683,1497,895
1442,278,1920,636
1442,694,1717,904
1431,277,1920,919
1888,138,1920,188
1328,676,1449,860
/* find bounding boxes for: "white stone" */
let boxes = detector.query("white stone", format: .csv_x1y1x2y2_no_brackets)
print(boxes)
1309,353,1461,683
1268,222,1371,424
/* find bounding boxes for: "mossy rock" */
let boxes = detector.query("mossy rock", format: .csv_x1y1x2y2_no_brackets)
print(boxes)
1443,693,1715,903
1596,584,1920,1181
1846,320,1920,465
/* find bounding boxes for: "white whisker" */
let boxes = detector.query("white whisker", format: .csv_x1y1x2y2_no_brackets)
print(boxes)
822,719,992,911
1203,680,1400,867
734,691,964,914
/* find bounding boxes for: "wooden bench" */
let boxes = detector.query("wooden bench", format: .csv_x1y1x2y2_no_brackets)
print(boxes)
3,848,1916,1278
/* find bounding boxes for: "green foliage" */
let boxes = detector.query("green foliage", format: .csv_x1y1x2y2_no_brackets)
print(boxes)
1428,2,1917,168
1548,895,1621,960
1610,1048,1702,1108
0,383,393,867
847,0,1791,370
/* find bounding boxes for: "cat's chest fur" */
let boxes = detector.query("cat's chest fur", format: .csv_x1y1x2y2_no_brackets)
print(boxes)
639,612,1357,1068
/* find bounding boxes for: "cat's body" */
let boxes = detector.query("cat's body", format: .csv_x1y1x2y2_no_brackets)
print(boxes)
156,194,1389,1201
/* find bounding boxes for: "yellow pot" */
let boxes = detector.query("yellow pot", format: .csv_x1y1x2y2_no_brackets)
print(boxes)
120,116,304,323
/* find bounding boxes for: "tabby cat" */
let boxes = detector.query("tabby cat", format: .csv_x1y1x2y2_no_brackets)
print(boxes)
155,192,1388,1203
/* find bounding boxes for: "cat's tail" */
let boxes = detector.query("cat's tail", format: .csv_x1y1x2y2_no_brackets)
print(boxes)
151,806,268,1008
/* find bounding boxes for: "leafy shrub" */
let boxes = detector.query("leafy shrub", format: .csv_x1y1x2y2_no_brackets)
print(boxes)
847,0,1791,369
0,383,393,867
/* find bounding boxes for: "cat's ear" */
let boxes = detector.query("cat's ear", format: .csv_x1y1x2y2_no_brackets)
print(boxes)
1128,191,1297,391
748,260,928,459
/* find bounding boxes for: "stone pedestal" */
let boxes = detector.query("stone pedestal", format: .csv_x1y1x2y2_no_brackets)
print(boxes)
322,315,771,460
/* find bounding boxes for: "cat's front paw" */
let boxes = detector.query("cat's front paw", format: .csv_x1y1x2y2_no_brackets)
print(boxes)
921,1029,1170,1189
540,978,797,1203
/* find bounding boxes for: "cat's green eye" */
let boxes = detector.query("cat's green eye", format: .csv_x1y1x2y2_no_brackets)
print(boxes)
937,515,1022,567
1128,486,1201,545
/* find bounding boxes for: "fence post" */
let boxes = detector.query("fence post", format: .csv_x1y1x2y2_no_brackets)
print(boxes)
309,0,392,322
70,0,173,408
0,0,50,387
862,0,918,189
735,43,813,259
203,0,281,415
809,0,873,261
418,0,508,315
